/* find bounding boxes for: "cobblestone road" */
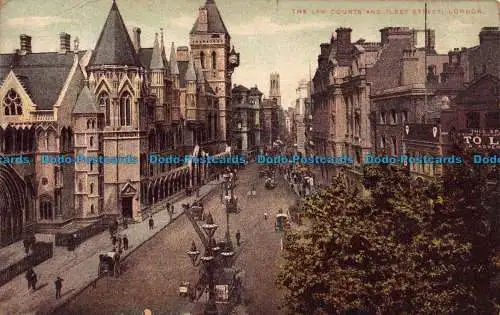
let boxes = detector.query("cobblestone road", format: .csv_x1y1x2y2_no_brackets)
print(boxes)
53,164,297,315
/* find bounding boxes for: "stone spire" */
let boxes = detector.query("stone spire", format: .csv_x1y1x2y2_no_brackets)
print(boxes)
170,42,179,75
185,51,197,82
150,32,164,69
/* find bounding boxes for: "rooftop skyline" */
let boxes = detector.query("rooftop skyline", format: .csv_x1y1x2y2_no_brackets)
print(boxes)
0,0,497,108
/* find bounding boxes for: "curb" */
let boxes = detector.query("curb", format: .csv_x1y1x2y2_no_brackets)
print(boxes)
47,183,221,315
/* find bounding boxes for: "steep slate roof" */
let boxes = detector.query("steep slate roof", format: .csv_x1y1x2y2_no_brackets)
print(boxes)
190,0,229,35
150,34,165,69
177,61,189,88
138,48,153,69
88,1,141,66
0,52,77,110
73,85,99,114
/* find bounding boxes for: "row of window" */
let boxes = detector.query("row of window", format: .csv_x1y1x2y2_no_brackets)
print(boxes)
98,91,132,127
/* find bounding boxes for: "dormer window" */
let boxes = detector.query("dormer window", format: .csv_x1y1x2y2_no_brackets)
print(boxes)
3,89,23,116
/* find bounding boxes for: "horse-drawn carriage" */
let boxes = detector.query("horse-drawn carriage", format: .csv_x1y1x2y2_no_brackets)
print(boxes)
184,203,205,221
98,251,121,277
265,177,276,190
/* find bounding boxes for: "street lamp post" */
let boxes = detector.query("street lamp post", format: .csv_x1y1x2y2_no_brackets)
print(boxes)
186,212,235,315
221,171,235,252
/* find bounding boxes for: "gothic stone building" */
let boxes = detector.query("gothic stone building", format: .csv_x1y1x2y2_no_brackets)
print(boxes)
0,0,239,246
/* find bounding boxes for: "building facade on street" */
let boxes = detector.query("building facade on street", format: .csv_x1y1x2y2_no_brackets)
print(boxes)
311,28,377,189
292,79,310,155
0,0,239,246
231,84,262,157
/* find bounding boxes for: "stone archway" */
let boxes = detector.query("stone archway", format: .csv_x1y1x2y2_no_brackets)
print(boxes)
0,165,28,246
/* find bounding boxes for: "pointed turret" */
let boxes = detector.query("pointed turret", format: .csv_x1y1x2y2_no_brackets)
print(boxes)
190,0,229,35
170,42,179,75
73,85,99,114
185,52,197,82
150,33,165,69
160,28,167,64
89,0,140,66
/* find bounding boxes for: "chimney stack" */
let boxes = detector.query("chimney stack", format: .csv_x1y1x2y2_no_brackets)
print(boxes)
20,34,32,54
335,27,352,55
425,29,435,52
176,46,190,62
479,26,500,46
59,32,71,53
132,27,141,53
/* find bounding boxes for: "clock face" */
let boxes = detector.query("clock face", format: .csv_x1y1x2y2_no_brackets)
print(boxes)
229,55,238,64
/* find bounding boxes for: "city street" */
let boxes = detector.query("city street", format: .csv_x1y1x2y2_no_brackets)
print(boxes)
53,164,297,314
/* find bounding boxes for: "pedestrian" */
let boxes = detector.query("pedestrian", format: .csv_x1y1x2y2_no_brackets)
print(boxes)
54,277,63,299
26,268,34,290
264,212,268,220
171,204,175,214
123,235,129,250
111,234,117,246
149,215,154,230
235,230,241,246
31,271,37,290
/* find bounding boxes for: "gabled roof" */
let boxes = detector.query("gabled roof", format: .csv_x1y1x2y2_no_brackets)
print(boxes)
150,34,165,70
73,85,99,114
0,52,78,110
88,1,140,66
190,0,229,35
453,73,500,105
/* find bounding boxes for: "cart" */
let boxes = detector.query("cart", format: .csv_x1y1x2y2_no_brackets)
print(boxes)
190,205,204,221
275,213,289,232
98,251,121,277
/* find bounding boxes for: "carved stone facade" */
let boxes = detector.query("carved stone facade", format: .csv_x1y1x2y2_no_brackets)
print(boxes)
0,0,237,246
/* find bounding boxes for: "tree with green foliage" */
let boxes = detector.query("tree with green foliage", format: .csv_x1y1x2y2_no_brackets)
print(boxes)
278,159,498,314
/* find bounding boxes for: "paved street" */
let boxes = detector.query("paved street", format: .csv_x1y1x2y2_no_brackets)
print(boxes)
53,164,297,314
0,178,221,315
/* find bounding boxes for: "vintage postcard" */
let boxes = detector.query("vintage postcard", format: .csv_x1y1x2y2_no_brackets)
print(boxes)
0,0,498,314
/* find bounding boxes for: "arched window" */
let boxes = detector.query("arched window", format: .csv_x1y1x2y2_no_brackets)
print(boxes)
120,92,132,126
3,89,23,116
89,136,94,147
99,92,110,126
90,161,94,172
212,51,216,69
78,181,83,192
91,120,95,129
90,204,95,214
87,119,91,129
200,51,205,68
90,183,94,194
391,110,397,124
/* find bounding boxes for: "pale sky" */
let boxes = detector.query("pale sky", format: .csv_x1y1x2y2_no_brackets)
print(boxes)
0,0,498,109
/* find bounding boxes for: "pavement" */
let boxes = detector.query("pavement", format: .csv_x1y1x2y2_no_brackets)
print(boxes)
0,177,224,315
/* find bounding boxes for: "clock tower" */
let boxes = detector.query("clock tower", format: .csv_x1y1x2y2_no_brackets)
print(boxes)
190,0,239,147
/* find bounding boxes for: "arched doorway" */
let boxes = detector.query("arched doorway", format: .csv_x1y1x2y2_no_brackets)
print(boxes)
0,165,28,246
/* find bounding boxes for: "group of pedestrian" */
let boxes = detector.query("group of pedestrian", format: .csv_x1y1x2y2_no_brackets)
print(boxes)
111,233,129,252
25,268,64,299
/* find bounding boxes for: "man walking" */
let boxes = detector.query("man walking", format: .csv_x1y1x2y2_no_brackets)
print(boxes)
26,268,34,290
235,230,241,247
55,277,63,299
123,235,129,251
31,270,38,290
149,215,154,230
